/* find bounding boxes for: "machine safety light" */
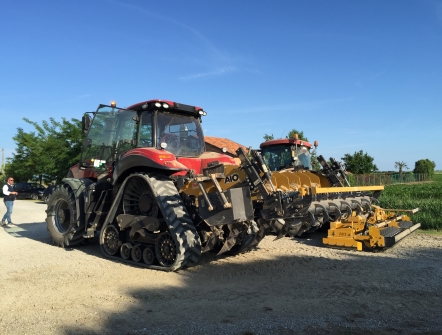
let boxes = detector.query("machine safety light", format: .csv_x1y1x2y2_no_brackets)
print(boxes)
159,154,174,159
154,102,170,108
110,101,117,107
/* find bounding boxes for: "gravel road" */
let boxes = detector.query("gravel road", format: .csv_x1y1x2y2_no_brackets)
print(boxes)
1,200,441,335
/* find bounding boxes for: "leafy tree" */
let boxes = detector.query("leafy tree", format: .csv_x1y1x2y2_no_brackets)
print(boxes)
263,134,274,141
394,161,408,175
287,129,308,141
413,159,436,178
8,117,83,184
341,150,378,174
310,148,321,171
7,130,44,183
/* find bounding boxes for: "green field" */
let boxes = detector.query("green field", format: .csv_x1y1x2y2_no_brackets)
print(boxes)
378,174,442,230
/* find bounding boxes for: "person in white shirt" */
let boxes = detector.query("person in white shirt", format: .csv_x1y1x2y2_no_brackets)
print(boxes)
2,177,18,226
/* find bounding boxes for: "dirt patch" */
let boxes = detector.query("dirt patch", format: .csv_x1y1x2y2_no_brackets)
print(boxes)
1,200,441,334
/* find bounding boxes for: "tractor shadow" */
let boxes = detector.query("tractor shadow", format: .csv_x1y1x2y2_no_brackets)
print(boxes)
266,230,328,248
3,219,246,269
3,220,104,258
59,242,442,335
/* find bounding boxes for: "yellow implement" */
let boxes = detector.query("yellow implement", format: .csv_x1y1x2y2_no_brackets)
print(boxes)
323,206,421,250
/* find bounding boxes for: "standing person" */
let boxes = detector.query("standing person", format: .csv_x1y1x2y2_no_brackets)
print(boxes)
2,177,18,226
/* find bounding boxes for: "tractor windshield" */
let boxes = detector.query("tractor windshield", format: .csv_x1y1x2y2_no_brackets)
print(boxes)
261,145,311,171
81,106,138,171
157,112,204,157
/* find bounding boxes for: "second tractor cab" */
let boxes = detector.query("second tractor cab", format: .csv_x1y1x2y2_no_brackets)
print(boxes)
260,134,317,172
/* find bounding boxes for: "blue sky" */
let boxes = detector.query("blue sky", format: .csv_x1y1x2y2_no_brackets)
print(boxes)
1,0,441,172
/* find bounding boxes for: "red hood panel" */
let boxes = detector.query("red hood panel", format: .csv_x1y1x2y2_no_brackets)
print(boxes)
176,152,237,175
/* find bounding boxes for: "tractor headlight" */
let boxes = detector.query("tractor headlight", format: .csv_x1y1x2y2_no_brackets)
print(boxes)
162,103,169,108
155,102,162,108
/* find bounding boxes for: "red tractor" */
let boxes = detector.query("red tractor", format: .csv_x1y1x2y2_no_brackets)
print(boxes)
46,100,264,271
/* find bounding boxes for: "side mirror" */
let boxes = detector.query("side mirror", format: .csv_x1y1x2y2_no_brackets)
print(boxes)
82,114,92,136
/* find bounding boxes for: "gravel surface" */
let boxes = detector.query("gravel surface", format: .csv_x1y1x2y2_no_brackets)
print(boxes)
1,200,441,335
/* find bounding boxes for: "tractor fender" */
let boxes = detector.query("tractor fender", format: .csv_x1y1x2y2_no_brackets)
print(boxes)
62,178,95,225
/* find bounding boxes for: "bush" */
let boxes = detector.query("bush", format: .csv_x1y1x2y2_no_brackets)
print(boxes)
413,159,436,178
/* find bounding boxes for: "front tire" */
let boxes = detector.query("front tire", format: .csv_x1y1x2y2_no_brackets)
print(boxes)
46,185,84,247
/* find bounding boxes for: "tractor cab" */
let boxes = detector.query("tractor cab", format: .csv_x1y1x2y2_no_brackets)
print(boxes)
260,136,317,171
79,100,207,175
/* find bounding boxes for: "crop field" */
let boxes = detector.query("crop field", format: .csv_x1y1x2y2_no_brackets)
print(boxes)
378,173,442,230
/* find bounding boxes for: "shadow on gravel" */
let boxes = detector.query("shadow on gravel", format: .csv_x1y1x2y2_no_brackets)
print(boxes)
2,221,51,243
59,242,442,335
5,217,441,334
3,221,104,258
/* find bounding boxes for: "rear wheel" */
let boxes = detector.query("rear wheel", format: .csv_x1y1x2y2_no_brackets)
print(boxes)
46,185,84,247
31,193,38,200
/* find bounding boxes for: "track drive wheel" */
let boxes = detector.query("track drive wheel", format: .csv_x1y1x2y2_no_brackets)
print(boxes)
155,232,177,267
46,185,84,247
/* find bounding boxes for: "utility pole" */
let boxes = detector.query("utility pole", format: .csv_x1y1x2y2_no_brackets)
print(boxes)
1,147,5,176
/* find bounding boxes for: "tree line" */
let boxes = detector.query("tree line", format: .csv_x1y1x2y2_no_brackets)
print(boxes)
4,118,83,185
2,119,436,186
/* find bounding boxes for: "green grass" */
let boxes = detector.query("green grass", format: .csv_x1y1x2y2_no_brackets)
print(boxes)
378,176,442,230
417,229,442,236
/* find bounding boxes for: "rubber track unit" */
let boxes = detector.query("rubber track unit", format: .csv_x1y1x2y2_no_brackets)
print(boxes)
380,226,402,238
100,173,201,271
398,221,414,229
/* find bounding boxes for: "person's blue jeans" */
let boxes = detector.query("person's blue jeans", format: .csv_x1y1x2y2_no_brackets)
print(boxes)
2,201,14,223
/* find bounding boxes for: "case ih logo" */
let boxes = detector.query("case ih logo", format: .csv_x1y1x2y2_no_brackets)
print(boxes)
225,173,239,184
